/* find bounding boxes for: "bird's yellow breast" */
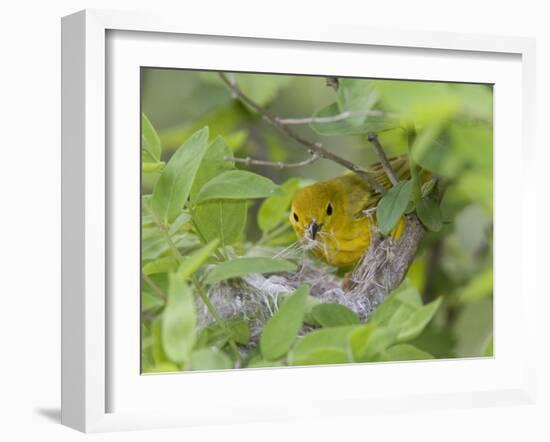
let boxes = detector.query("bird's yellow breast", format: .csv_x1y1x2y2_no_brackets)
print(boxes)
313,216,375,268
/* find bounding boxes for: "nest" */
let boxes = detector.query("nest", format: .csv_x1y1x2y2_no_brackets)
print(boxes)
197,215,425,343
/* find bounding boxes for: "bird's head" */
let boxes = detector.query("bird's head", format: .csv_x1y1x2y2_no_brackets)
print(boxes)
289,181,342,247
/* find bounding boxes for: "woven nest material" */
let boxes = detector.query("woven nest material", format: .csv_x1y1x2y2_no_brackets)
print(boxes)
197,215,425,343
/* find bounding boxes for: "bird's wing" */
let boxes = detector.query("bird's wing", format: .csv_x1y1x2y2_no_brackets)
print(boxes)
368,155,411,189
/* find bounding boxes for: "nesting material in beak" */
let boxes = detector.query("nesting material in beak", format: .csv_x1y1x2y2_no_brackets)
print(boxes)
306,221,322,240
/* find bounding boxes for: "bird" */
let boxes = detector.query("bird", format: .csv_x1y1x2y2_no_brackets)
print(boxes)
289,156,413,269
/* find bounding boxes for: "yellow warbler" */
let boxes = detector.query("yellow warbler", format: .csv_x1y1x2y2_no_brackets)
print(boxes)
289,156,413,268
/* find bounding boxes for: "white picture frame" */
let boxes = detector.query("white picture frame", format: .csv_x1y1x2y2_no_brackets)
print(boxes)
61,9,537,433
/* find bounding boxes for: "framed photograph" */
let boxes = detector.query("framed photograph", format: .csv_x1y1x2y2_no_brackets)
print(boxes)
61,9,537,432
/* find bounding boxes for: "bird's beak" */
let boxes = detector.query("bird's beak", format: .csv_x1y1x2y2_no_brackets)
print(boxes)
306,221,322,240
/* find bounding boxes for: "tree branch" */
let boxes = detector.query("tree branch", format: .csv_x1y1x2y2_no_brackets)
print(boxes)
325,76,339,91
224,153,319,169
367,132,399,186
218,72,386,195
276,110,388,125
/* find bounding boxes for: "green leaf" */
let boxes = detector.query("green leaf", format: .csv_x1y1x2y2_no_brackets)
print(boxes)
455,172,493,212
189,348,233,371
258,178,300,233
291,348,350,366
178,239,220,279
151,318,169,366
311,303,360,328
260,285,309,361
416,198,443,232
168,212,192,236
228,319,250,345
290,326,357,366
454,204,492,256
368,282,433,348
452,83,493,123
142,113,161,163
142,256,180,276
235,73,293,107
410,123,445,168
200,71,292,108
397,297,443,342
448,124,493,171
310,102,398,136
410,125,465,179
376,180,414,235
373,80,460,126
376,344,434,362
453,298,493,357
142,161,165,173
141,229,200,262
455,268,493,304
142,291,165,312
196,170,282,203
152,127,209,225
190,136,235,202
192,200,247,247
368,285,422,326
188,137,247,247
337,78,379,126
204,257,297,285
200,319,250,348
161,274,197,364
388,303,417,330
349,325,397,362
407,323,456,359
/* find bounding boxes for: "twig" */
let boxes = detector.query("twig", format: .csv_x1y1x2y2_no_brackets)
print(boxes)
275,110,388,125
227,73,238,98
367,132,399,186
325,77,339,91
143,273,167,301
225,153,319,169
218,72,386,195
147,205,184,260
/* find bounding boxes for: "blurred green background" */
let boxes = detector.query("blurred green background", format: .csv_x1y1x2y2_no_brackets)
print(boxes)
141,68,493,368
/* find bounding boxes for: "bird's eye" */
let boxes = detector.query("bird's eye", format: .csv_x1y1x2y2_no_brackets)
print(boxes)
326,203,333,216
293,212,299,222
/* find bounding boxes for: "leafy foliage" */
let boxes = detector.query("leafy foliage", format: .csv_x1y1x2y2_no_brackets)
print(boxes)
140,71,493,373
311,304,360,327
260,285,310,361
152,127,209,225
161,275,197,365
196,170,282,202
141,113,162,163
204,257,297,285
416,197,443,232
376,180,414,234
